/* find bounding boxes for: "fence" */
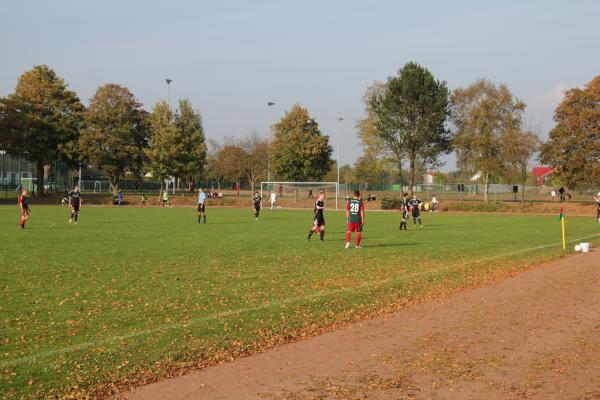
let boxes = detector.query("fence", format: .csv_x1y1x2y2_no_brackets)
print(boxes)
76,179,256,194
340,182,596,203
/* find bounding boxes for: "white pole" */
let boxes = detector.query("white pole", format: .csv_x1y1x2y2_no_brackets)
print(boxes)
267,102,274,182
78,162,82,189
336,117,343,210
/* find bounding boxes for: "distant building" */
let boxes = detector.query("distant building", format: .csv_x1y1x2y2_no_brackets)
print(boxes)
532,166,554,186
424,172,435,184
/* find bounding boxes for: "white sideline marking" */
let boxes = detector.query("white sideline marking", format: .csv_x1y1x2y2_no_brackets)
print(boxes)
2,233,597,368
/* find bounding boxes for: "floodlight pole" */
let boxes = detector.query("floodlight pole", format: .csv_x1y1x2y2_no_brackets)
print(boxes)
166,79,173,106
267,102,275,182
336,117,343,210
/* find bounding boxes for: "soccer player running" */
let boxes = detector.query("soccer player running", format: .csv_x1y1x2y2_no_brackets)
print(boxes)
68,185,82,224
345,190,365,249
410,194,423,227
307,189,326,241
18,188,30,229
252,190,262,220
197,187,207,224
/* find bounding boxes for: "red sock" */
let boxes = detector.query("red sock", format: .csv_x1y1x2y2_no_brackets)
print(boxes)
356,233,361,246
345,231,351,243
316,227,321,234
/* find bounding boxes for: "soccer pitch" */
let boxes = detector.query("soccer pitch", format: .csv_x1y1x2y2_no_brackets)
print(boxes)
1,205,598,398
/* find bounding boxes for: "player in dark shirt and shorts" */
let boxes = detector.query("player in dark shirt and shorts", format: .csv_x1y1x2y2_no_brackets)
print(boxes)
307,190,326,241
252,191,262,220
399,193,410,230
399,194,410,231
410,194,423,227
68,185,82,224
18,188,30,229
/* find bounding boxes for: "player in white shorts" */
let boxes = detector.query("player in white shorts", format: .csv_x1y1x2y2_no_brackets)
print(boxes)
269,190,277,210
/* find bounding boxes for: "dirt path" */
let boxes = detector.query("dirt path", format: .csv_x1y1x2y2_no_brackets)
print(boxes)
120,250,600,400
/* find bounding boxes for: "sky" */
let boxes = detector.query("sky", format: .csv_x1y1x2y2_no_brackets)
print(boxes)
1,0,599,171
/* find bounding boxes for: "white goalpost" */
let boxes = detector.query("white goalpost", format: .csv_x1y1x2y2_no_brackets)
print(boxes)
260,181,344,210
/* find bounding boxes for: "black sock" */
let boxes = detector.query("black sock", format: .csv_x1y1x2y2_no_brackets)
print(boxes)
320,230,325,240
74,212,78,222
198,215,201,223
203,215,206,223
70,212,74,219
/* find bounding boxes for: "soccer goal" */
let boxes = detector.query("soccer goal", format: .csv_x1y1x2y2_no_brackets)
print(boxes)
260,182,345,209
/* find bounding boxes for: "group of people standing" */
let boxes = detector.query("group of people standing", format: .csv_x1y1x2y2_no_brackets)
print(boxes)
399,193,425,230
304,189,365,249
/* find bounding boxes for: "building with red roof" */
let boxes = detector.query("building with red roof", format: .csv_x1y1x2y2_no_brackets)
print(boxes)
532,166,554,186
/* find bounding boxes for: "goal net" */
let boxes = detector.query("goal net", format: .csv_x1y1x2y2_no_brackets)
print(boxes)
260,182,345,209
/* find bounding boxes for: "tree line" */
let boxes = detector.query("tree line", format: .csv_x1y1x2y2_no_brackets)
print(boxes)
1,64,598,200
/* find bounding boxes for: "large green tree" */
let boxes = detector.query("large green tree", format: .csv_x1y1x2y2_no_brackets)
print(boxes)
0,65,84,194
145,101,180,197
354,152,388,189
79,84,148,195
370,62,451,194
451,79,526,202
173,99,207,182
270,104,333,182
540,76,600,188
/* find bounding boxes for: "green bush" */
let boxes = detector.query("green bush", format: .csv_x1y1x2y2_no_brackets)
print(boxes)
381,196,402,210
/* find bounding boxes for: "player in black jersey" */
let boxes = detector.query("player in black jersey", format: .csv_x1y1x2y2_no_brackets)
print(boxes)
399,193,410,230
68,185,82,224
307,190,326,241
252,191,262,220
410,194,423,227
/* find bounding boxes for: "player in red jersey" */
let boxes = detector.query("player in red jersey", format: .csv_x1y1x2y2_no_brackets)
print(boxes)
18,188,30,229
345,190,365,249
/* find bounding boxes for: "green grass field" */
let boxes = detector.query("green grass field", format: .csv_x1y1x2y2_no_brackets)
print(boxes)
1,205,598,399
